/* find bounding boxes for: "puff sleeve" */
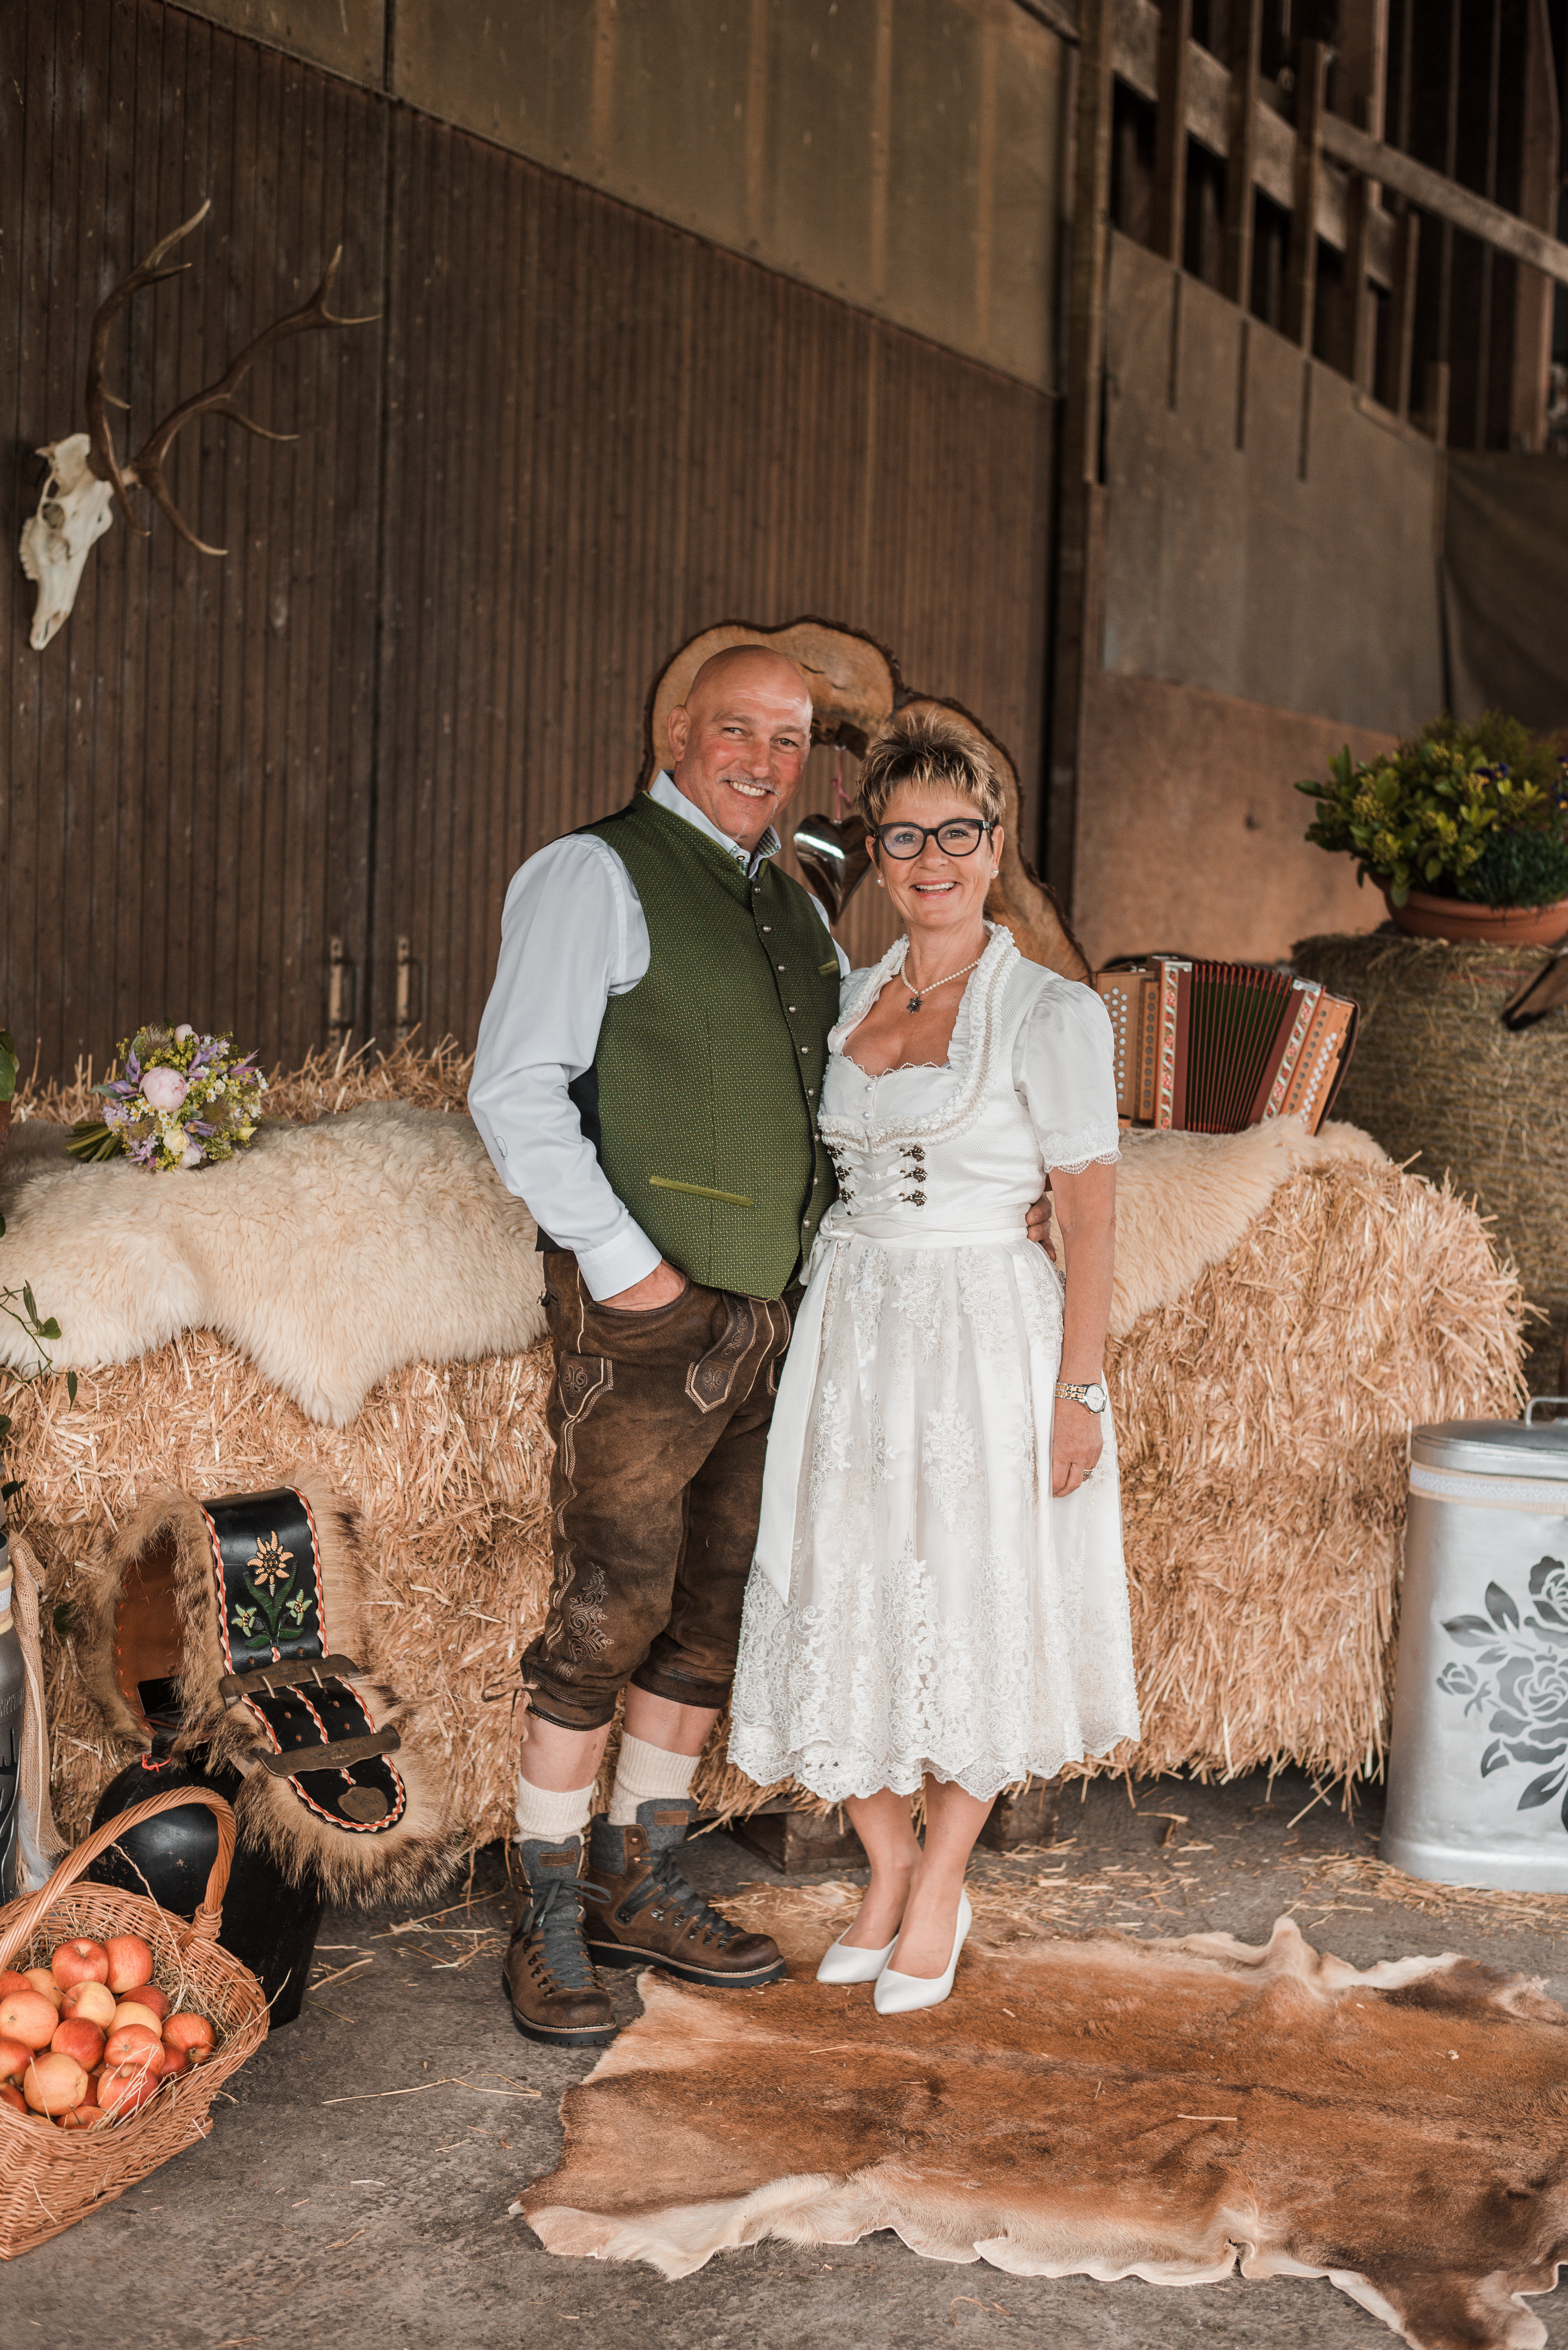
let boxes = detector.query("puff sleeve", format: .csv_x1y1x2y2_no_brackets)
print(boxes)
1013,979,1122,1174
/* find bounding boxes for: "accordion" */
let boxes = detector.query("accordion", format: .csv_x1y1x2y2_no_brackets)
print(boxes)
1093,959,1358,1136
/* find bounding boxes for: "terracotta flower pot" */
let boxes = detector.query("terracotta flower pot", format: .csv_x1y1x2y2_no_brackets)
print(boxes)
1381,886,1568,948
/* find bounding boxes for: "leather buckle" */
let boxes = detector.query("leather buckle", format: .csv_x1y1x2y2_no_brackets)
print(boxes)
219,1651,367,1700
259,1727,402,1779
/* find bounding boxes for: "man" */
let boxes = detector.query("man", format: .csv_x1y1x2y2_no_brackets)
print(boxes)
470,645,845,2046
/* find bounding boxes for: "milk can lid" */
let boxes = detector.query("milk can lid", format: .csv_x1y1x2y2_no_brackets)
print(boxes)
1411,1417,1568,1480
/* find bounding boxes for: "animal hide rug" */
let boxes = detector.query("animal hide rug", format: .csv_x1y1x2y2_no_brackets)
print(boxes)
0,1103,545,1424
0,1101,1381,1421
520,1901,1568,2350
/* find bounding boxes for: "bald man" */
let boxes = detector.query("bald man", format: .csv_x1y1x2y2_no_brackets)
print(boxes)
470,648,846,2047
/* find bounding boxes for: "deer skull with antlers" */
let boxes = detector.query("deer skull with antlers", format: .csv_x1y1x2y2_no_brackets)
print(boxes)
20,197,374,650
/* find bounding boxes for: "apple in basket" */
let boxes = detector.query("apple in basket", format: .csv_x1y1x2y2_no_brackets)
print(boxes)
103,2022,165,2072
103,1934,155,1996
60,1980,117,2029
0,2083,28,2115
51,2017,106,2071
23,2052,90,2117
23,1968,62,2010
110,2000,164,2037
0,1990,61,2051
0,1970,32,1999
0,2033,32,2082
133,1984,170,2025
51,1938,110,1990
163,2013,216,2064
96,2059,163,2119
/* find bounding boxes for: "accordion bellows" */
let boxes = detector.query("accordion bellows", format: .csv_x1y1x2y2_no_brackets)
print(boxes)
1095,959,1358,1135
80,1469,458,1905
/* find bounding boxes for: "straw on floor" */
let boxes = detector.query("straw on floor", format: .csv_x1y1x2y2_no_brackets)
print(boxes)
4,1040,1524,1852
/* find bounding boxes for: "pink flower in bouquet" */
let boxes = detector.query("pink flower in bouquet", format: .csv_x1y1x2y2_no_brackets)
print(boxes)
178,1139,204,1169
139,1066,189,1113
173,1023,196,1043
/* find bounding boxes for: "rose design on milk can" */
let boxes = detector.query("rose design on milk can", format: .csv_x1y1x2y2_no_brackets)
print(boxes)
1436,1558,1568,1829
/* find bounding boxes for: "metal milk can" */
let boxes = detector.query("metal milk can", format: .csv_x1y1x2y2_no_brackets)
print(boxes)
1383,1409,1568,1891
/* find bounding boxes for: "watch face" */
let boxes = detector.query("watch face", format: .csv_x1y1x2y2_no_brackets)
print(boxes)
1086,1383,1107,1413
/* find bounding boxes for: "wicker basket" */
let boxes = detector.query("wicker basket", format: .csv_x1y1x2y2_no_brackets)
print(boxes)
0,1789,270,2257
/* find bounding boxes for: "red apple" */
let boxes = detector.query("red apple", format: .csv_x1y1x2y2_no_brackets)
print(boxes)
22,1968,62,2011
103,2022,164,2072
23,2051,89,2116
157,2042,191,2078
0,1970,31,1999
0,2082,28,2115
50,1937,109,1990
109,2000,163,2038
0,2033,31,2082
60,1980,117,2029
96,2059,163,2117
162,2012,216,2063
51,2017,106,2070
103,1934,155,1996
133,1984,170,2024
56,2098,105,2130
0,1991,62,2051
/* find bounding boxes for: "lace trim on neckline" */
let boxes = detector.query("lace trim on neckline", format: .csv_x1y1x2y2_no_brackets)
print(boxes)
824,925,1018,1152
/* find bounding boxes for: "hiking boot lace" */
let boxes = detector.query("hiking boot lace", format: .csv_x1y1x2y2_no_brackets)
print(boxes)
522,1872,606,1992
629,1848,743,1947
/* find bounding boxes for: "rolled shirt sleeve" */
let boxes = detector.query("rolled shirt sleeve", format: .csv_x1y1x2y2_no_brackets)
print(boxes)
469,835,662,1301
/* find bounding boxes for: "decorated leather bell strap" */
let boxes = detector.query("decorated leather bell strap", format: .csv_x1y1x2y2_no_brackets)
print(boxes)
201,1486,327,1675
201,1484,406,1835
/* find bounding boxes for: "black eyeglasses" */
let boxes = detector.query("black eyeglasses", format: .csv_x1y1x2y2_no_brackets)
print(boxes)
872,817,995,860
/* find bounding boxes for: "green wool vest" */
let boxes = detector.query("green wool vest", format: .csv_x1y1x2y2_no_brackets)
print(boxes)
580,792,840,1300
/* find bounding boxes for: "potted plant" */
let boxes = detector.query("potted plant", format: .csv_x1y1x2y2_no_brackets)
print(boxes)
1296,712,1568,946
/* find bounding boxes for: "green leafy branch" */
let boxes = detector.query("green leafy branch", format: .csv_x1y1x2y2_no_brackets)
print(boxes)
0,1209,77,1505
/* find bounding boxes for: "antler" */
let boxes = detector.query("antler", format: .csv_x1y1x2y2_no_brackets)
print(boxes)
83,204,378,556
132,247,378,555
86,197,214,533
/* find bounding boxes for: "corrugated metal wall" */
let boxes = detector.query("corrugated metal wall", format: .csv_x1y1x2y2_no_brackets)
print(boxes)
3,0,1055,1083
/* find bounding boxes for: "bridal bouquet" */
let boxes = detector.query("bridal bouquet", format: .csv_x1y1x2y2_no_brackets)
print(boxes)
68,1023,268,1171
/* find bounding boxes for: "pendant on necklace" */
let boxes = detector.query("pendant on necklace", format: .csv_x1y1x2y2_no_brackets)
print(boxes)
906,992,922,1013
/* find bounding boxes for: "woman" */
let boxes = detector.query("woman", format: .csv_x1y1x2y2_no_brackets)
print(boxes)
728,711,1138,2014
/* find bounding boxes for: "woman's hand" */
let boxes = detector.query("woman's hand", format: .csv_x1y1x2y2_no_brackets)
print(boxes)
1051,1398,1103,1496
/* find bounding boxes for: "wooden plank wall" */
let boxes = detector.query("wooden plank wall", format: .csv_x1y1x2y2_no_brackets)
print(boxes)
2,0,387,1086
3,0,1055,1083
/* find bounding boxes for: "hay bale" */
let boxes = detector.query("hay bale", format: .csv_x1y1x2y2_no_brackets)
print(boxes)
1294,931,1568,1392
5,1045,1526,1848
1098,1152,1524,1786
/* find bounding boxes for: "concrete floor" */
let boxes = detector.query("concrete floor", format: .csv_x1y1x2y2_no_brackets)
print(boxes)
7,1766,1566,2350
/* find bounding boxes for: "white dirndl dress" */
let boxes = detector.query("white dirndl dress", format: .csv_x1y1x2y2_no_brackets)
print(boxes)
727,924,1140,1805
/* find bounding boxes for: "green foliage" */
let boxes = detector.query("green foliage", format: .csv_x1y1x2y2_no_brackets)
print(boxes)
1296,712,1568,908
0,1032,17,1104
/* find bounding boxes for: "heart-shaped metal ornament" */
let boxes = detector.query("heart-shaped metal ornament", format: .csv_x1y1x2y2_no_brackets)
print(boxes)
792,811,872,923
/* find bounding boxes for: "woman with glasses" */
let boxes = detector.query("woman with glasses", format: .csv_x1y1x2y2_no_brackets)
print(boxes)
728,710,1137,2013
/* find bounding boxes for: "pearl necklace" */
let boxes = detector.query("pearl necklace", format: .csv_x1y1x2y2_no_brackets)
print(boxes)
904,950,984,1014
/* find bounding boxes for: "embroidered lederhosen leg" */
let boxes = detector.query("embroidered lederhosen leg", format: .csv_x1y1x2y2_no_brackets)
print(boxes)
202,1485,408,1834
524,1257,797,1731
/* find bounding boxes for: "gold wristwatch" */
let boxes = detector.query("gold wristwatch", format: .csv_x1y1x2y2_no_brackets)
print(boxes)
1054,1380,1107,1414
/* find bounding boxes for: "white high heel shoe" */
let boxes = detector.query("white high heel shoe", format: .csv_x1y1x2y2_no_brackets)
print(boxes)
873,1890,972,2016
816,1929,899,1985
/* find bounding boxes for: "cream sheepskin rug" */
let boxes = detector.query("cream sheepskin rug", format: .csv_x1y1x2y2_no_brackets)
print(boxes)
0,1105,1381,1425
0,1105,545,1425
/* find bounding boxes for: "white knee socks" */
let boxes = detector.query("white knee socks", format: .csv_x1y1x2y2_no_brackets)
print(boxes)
514,1774,596,1847
607,1732,697,1826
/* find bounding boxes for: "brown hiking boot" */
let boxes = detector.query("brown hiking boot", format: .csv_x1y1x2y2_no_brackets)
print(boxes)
584,1798,787,1988
502,1836,617,2047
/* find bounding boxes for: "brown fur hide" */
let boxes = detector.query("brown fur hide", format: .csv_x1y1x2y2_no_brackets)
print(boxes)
80,1468,457,1905
521,1899,1568,2350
